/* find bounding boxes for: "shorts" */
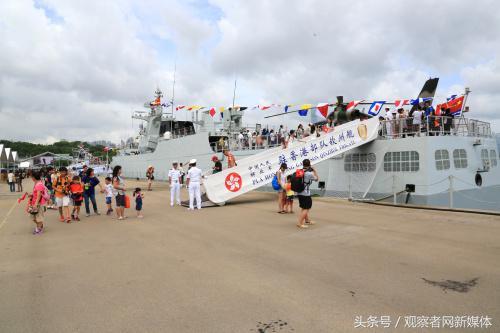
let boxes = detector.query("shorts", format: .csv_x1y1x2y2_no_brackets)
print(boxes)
73,200,82,207
55,196,70,207
286,195,294,202
136,202,142,211
115,194,125,207
297,195,312,210
106,197,112,204
32,206,45,223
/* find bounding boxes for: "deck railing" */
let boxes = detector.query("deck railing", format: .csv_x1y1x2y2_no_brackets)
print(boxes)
379,116,492,139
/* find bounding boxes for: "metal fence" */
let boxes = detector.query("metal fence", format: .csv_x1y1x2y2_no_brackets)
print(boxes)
379,116,492,139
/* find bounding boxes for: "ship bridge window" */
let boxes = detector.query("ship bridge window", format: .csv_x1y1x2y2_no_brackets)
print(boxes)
383,151,419,172
435,149,450,170
344,153,376,172
481,149,489,167
453,149,468,169
490,149,498,167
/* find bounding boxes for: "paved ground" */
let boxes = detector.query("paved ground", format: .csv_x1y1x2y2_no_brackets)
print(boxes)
0,179,499,333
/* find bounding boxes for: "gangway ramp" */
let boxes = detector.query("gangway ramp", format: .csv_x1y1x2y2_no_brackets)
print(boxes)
203,117,380,204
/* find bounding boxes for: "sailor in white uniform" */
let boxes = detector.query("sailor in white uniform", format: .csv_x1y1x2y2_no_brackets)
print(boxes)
186,159,203,210
168,161,182,206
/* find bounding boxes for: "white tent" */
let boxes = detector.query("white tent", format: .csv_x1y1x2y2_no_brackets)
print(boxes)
5,148,14,163
5,148,12,163
0,144,6,163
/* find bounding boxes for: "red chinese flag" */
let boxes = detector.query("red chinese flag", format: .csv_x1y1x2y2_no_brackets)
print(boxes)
446,95,465,114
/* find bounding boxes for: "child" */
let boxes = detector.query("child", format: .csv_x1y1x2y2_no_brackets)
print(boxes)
29,171,48,235
69,176,84,221
104,177,114,215
133,187,144,218
284,175,294,213
53,167,71,223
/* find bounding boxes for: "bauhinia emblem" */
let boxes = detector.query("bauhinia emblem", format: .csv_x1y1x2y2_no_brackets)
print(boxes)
225,172,242,192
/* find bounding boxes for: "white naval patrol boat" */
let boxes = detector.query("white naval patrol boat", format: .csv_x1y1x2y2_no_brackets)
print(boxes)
112,82,500,212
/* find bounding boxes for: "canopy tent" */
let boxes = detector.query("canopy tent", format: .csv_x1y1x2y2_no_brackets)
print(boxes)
0,145,7,163
5,148,12,163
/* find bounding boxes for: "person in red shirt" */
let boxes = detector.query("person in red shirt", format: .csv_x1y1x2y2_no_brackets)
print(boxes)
69,176,84,221
29,171,48,235
223,149,237,168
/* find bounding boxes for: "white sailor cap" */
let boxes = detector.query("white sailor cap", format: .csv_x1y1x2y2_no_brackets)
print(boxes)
189,159,197,164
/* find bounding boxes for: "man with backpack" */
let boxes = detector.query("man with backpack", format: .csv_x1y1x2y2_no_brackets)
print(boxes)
291,159,318,229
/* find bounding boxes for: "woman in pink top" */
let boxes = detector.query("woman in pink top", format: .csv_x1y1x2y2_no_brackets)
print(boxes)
30,171,47,235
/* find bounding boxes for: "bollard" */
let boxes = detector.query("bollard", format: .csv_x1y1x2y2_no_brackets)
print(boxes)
449,175,454,208
348,173,352,200
393,174,397,204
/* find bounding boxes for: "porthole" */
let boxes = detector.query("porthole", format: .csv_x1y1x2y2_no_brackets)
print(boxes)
475,173,482,187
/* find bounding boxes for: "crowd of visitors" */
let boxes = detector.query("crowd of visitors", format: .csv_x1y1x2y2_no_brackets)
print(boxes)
231,123,323,151
382,102,457,139
17,115,346,235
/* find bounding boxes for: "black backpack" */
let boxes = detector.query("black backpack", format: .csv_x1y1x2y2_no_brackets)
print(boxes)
290,169,305,193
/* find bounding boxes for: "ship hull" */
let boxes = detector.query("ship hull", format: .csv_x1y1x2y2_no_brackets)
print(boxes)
113,133,500,212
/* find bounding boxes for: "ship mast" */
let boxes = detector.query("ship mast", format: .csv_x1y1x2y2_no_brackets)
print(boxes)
170,60,176,117
229,78,237,135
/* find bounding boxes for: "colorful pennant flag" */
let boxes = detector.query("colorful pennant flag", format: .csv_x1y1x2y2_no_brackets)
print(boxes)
187,105,202,111
316,103,329,119
259,104,273,110
346,100,363,112
176,105,186,111
368,101,386,116
209,107,216,117
394,99,409,108
284,104,293,112
446,94,457,102
410,97,433,106
298,104,312,116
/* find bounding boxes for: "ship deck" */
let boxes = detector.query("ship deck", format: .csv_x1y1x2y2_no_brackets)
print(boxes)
1,179,499,332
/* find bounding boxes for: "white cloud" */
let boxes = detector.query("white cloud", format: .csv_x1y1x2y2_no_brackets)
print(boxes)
1,0,500,144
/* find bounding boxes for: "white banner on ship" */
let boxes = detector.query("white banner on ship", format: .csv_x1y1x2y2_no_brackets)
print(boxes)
204,117,380,204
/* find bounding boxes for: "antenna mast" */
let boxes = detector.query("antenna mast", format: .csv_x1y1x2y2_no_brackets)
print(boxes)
232,78,237,109
171,60,177,116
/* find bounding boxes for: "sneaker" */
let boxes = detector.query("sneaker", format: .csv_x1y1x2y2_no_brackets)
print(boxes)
94,211,101,215
86,214,90,217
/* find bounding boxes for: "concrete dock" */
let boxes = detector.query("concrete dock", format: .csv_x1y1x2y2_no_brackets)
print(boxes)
0,179,499,332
